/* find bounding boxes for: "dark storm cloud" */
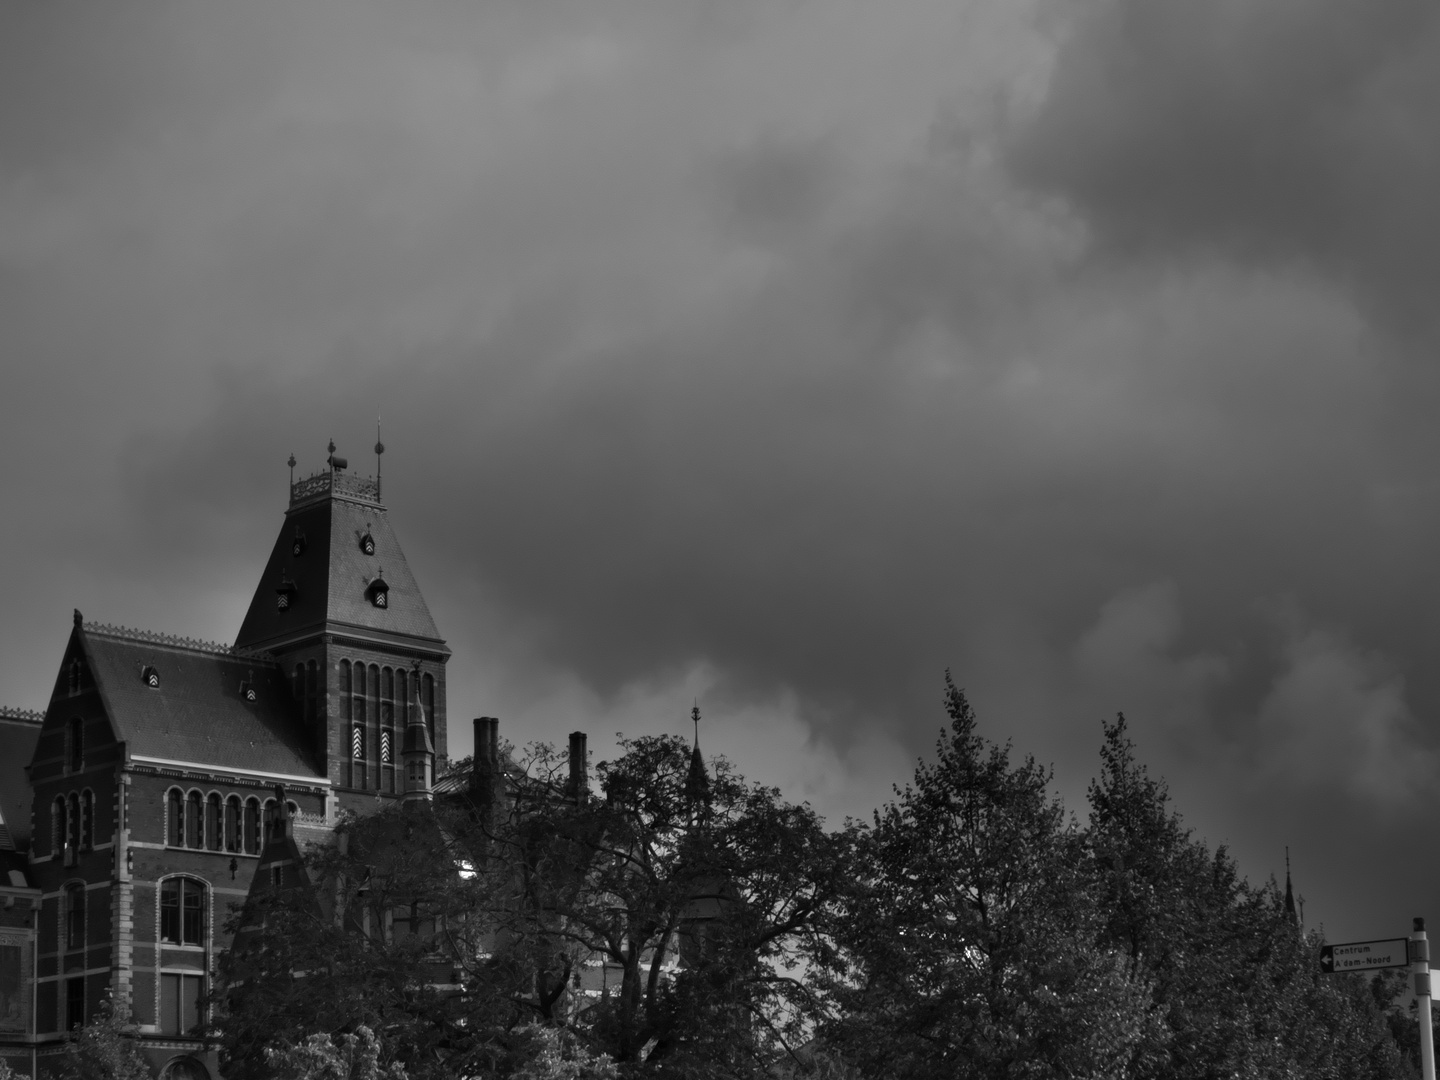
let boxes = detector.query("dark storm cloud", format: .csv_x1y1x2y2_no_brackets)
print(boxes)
3,0,1439,938
1009,0,1440,330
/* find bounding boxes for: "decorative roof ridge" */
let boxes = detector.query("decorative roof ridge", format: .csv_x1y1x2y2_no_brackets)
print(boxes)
81,622,274,662
0,707,44,724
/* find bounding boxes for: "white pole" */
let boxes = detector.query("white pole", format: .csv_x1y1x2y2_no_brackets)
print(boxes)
1414,917,1435,1080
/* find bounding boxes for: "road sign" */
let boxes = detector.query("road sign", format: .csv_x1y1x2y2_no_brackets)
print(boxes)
1319,938,1410,974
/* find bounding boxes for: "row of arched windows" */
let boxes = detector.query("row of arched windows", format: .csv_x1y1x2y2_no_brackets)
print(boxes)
338,661,433,790
52,791,94,857
165,789,294,855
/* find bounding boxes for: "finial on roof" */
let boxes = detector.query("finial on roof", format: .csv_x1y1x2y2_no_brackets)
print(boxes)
73,608,82,628
691,702,701,747
375,418,384,500
328,439,336,455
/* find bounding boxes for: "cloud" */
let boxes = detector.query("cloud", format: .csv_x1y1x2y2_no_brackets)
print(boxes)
1253,603,1436,809
1007,0,1440,333
4,0,1440,939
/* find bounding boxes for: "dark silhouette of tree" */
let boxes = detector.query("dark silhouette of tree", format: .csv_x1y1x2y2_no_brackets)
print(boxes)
219,736,849,1080
818,676,1162,1078
1087,713,1407,1080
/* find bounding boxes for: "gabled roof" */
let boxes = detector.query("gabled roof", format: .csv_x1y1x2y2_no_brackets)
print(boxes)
234,480,446,655
0,710,42,849
76,623,322,779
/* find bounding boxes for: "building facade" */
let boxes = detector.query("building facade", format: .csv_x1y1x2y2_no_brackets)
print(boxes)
0,454,450,1078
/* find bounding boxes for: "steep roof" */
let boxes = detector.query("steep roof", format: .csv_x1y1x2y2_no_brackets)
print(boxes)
0,710,42,849
77,624,321,779
234,471,446,655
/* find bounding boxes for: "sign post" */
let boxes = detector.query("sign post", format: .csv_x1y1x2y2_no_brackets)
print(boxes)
1413,918,1436,1080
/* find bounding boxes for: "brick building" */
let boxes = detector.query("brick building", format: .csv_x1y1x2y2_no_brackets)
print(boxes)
0,451,450,1079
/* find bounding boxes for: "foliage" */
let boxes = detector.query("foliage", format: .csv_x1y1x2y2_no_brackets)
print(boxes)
818,676,1162,1078
492,735,851,1076
56,995,151,1080
510,1026,618,1080
266,1026,410,1080
219,736,849,1079
1089,714,1408,1080
220,679,1429,1080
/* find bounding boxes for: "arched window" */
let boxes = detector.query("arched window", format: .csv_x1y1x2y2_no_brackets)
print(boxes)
52,796,67,857
168,788,184,847
422,673,435,743
339,660,351,722
160,877,206,946
380,669,395,764
64,882,84,950
369,664,380,737
160,1057,209,1080
262,799,276,841
185,792,202,849
353,663,366,726
205,794,221,851
68,717,83,773
80,791,94,851
225,796,242,853
244,798,260,854
68,792,80,853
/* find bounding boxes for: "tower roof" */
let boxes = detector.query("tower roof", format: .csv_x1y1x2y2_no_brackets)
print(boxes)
234,461,448,657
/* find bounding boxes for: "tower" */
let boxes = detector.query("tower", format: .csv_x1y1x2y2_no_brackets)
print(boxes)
234,446,450,813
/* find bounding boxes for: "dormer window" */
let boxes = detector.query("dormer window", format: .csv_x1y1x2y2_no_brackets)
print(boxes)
141,665,161,689
367,575,389,609
360,530,376,557
276,574,298,612
291,530,307,557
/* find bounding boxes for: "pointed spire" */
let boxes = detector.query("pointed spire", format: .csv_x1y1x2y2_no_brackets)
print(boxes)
401,662,435,805
685,704,710,806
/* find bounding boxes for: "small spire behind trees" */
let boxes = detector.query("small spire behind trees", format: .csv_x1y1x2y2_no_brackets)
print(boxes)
685,704,710,807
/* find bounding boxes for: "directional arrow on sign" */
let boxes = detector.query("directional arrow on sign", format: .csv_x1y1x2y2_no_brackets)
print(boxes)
1319,938,1409,974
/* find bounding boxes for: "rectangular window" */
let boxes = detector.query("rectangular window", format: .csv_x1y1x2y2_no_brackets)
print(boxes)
66,976,84,1030
159,973,203,1036
352,725,365,760
161,879,205,946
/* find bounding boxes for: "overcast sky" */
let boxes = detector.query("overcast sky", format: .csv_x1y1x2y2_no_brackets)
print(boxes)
4,0,1440,942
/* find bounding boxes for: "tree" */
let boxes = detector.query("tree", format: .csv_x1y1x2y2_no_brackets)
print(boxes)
819,677,1161,1079
488,734,851,1077
219,804,532,1080
56,995,151,1080
1087,714,1409,1080
219,735,850,1080
266,1027,409,1080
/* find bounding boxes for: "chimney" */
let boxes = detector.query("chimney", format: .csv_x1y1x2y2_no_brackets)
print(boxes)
471,717,501,818
568,731,588,803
